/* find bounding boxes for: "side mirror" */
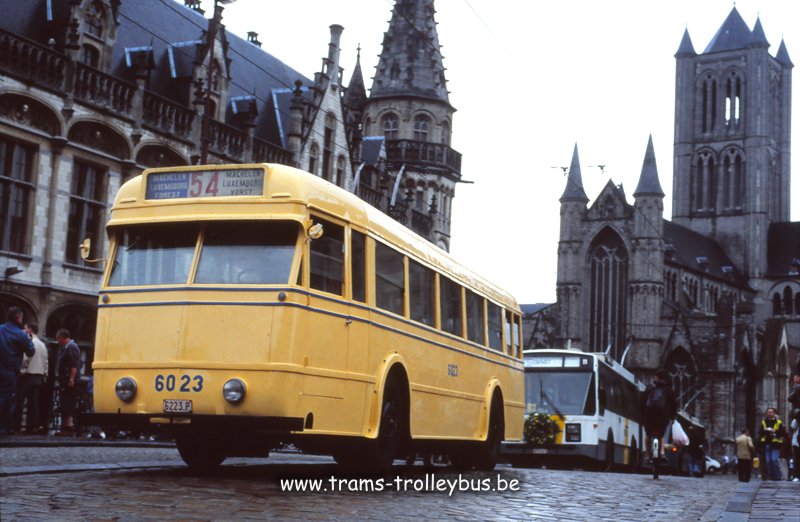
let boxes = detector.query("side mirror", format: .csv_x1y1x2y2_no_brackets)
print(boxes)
80,238,92,261
307,223,324,240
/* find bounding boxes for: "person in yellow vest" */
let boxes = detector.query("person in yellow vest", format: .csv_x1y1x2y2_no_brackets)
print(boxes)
758,407,786,480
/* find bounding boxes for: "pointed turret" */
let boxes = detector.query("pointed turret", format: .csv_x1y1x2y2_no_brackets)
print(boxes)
634,135,664,197
704,7,751,53
777,39,794,67
370,0,450,105
344,46,368,111
675,28,696,58
747,17,770,49
560,144,589,203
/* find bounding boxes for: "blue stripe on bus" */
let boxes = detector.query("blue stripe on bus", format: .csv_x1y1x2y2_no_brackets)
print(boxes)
100,286,524,365
97,297,523,372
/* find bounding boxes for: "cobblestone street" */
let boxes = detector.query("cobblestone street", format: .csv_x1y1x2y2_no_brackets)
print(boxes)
5,444,794,521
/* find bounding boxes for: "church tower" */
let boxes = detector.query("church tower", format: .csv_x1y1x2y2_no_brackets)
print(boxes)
672,8,793,279
360,0,461,251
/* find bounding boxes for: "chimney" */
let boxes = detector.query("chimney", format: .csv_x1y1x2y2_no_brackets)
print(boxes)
184,0,205,14
247,31,262,48
327,24,343,87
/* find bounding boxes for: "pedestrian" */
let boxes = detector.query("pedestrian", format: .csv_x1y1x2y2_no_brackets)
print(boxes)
758,407,786,481
735,428,755,482
641,368,677,462
12,323,48,434
790,415,799,482
0,306,34,435
55,329,81,436
789,374,800,420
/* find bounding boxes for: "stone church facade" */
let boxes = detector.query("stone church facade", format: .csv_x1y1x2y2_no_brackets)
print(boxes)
0,0,460,390
529,8,799,447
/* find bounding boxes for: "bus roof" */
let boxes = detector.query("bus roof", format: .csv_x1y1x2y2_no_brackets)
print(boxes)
109,163,519,309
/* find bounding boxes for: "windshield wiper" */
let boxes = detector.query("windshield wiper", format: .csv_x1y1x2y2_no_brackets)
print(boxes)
540,381,565,420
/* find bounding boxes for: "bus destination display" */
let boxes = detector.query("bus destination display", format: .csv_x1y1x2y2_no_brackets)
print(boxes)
146,169,264,199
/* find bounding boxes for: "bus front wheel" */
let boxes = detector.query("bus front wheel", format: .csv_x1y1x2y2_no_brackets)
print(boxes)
176,434,226,470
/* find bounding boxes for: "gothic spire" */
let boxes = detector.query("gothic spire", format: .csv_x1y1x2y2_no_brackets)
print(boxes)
634,135,664,197
747,17,770,49
344,45,368,111
675,28,696,58
777,38,794,67
560,143,589,203
370,0,450,105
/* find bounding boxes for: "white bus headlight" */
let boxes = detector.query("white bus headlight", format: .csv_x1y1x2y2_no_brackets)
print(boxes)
115,377,137,402
223,378,246,404
565,423,581,442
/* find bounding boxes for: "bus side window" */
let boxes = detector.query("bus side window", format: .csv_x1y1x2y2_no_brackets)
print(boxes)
514,314,522,358
487,301,502,351
375,242,404,315
309,217,344,295
465,289,484,345
351,229,366,302
409,259,435,326
440,277,463,337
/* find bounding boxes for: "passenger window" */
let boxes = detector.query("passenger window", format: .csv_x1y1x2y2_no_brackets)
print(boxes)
487,301,502,351
514,314,522,357
440,277,462,336
409,259,435,326
375,242,404,315
351,230,366,302
465,290,485,345
309,218,344,295
504,311,513,354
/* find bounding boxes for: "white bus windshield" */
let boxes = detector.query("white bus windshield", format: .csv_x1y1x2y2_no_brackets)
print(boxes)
524,371,595,416
108,221,299,287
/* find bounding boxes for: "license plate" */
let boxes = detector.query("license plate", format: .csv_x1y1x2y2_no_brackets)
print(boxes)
532,448,548,454
163,399,192,413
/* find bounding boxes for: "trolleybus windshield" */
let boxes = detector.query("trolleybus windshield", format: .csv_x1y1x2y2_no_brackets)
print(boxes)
108,220,299,287
524,371,595,416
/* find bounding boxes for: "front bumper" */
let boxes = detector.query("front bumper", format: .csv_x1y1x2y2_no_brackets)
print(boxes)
79,412,304,434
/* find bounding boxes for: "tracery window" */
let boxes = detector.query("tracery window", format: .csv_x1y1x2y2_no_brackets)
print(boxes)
589,228,628,360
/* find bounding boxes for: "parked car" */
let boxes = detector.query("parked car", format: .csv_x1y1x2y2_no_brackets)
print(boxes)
705,456,721,473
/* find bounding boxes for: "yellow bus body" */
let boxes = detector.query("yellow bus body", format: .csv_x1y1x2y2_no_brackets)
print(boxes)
88,163,523,466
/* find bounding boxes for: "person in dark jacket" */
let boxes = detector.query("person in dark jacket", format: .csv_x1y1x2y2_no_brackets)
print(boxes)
642,368,678,460
0,306,34,435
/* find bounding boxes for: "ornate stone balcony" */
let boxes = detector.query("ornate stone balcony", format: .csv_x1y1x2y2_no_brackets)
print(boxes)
142,91,194,140
384,139,461,178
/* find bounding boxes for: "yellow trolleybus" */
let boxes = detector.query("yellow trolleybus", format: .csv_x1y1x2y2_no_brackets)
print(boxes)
83,163,524,471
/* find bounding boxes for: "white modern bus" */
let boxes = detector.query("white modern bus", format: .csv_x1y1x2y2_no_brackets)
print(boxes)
503,348,645,470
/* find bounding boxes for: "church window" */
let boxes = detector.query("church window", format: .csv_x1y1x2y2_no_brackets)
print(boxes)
589,228,627,360
665,348,697,414
721,149,744,211
382,113,399,140
692,151,715,213
413,115,430,142
700,76,717,134
783,286,794,316
724,73,743,128
773,293,782,315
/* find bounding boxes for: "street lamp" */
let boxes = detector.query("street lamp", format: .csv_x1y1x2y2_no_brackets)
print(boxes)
199,0,237,165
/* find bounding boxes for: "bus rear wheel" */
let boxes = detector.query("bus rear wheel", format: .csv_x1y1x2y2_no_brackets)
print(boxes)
176,434,226,470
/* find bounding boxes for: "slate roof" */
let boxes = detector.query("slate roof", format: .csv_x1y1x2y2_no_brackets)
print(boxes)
767,222,800,276
704,7,753,54
633,135,664,197
560,143,589,203
663,221,748,287
361,136,386,166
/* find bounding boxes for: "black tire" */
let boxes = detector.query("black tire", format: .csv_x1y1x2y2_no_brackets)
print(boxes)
176,434,226,470
604,433,615,472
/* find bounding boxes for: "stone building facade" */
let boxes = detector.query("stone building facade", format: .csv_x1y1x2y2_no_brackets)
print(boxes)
0,0,460,387
529,8,799,447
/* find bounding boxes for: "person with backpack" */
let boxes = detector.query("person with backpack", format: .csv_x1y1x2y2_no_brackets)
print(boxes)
642,368,678,460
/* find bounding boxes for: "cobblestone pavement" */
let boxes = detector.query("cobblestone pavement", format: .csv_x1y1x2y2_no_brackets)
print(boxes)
3,444,780,521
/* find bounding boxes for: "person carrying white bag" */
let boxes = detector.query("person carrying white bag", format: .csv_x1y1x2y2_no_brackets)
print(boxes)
642,368,678,461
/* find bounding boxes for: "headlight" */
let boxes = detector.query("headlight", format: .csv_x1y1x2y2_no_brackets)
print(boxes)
223,378,246,404
115,377,137,402
565,423,581,442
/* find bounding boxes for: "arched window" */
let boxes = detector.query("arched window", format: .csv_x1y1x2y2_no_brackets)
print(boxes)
773,293,782,315
700,75,717,134
308,143,319,175
665,347,697,413
589,228,628,360
784,286,794,316
323,113,335,182
721,149,744,211
440,121,450,145
382,113,398,140
413,115,430,142
363,117,372,136
692,151,715,212
724,71,742,128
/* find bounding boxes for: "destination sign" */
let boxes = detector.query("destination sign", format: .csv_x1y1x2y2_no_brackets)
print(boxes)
145,168,264,200
524,355,590,368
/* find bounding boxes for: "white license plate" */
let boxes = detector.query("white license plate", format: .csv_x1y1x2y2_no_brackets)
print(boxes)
532,448,548,454
163,399,192,413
